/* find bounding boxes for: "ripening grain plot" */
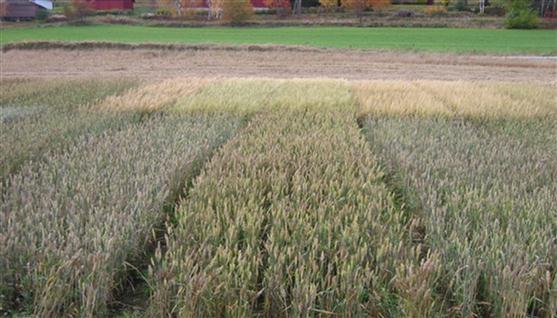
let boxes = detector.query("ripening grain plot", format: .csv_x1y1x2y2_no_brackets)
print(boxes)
358,82,557,317
97,78,214,113
0,113,241,316
174,78,356,115
149,81,421,316
0,78,140,180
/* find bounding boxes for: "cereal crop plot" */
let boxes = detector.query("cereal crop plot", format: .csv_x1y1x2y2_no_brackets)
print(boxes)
1,77,555,318
149,83,421,317
175,78,355,115
0,78,242,316
358,81,557,317
354,81,557,119
0,78,139,180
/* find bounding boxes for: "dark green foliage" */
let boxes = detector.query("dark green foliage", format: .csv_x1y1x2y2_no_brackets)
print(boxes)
505,0,539,28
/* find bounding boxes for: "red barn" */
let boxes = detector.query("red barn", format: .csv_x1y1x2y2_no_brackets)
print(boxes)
86,0,133,10
196,0,268,9
250,0,267,8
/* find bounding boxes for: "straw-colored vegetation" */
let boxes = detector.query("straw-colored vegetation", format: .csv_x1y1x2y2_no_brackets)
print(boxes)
174,78,354,115
355,80,557,119
1,77,555,317
0,78,139,179
362,117,556,317
358,81,557,317
0,113,241,316
97,78,213,113
0,78,242,316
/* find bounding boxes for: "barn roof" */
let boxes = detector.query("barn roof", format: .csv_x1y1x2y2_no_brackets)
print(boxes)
31,0,52,10
30,0,52,9
1,0,53,9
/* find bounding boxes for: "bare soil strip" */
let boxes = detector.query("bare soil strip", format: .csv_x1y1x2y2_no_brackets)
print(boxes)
2,44,555,82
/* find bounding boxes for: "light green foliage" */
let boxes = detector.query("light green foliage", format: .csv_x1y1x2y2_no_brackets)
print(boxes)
1,25,556,54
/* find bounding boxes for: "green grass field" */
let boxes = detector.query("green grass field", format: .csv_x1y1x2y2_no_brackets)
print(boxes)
2,25,556,54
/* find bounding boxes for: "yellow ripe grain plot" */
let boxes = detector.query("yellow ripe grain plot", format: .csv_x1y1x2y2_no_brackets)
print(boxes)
97,77,214,113
174,78,356,115
355,80,557,119
353,81,451,118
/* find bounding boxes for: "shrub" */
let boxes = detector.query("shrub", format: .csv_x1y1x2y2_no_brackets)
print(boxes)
222,0,253,23
35,9,49,21
451,0,468,11
395,9,414,17
484,5,506,15
265,0,291,16
64,0,93,19
369,0,390,11
155,0,177,17
319,0,338,11
505,9,539,28
341,0,368,12
505,0,539,28
424,5,448,15
155,6,173,16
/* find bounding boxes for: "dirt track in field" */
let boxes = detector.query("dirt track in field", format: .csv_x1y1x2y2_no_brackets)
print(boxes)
1,45,556,82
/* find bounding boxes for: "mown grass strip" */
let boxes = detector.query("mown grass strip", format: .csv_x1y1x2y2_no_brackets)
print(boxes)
149,80,425,316
1,25,557,54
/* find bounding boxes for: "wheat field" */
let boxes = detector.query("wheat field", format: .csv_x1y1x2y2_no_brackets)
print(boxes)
0,78,555,317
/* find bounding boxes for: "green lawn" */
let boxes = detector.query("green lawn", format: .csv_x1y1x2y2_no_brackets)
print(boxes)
1,25,556,54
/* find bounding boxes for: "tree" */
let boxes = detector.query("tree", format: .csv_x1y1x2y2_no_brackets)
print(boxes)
265,0,292,16
369,0,390,11
504,0,539,28
319,0,338,12
178,0,203,16
156,0,177,16
208,0,224,19
292,0,302,14
64,0,93,20
222,0,253,23
341,0,368,22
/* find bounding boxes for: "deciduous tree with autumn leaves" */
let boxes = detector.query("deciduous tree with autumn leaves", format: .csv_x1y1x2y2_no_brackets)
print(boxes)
319,0,390,18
